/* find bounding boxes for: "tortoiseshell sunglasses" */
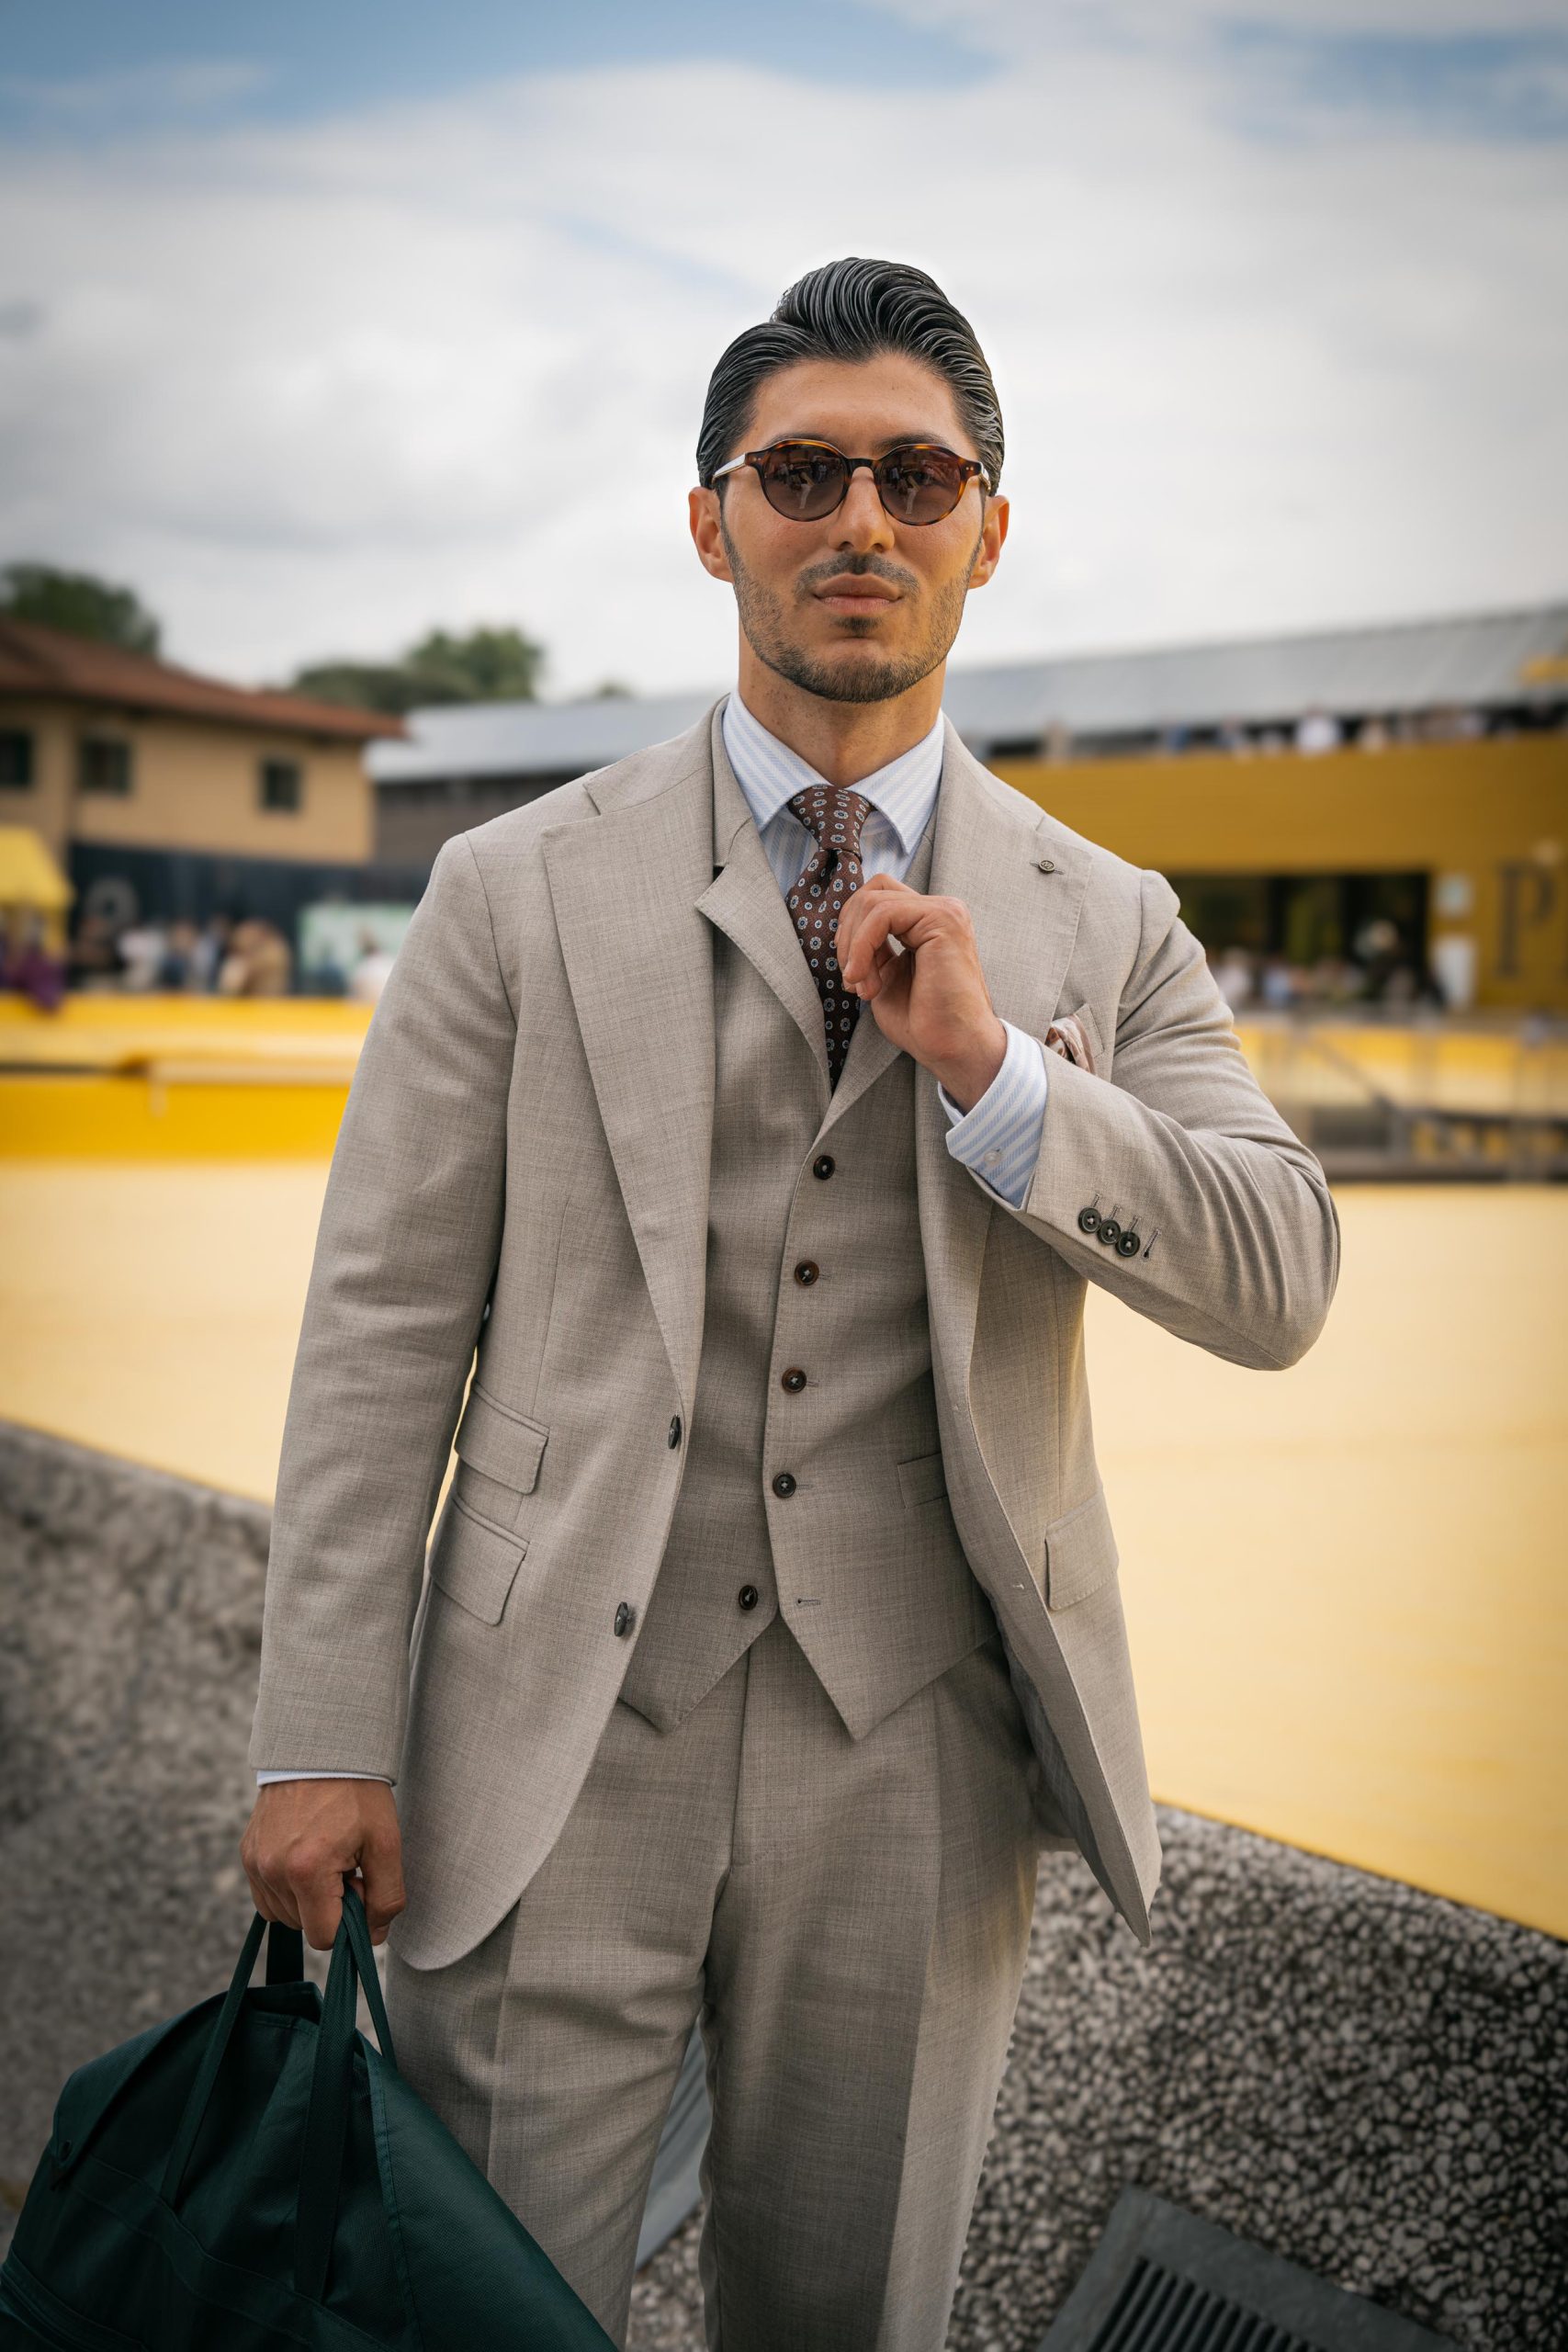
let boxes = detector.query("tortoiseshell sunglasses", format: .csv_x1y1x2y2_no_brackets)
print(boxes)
712,438,991,526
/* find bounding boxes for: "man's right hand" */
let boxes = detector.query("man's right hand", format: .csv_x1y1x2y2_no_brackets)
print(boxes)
240,1779,406,1951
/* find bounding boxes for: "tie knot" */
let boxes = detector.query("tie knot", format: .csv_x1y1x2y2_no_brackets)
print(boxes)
786,783,872,860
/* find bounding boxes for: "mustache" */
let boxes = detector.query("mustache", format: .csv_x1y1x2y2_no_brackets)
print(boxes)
795,551,920,599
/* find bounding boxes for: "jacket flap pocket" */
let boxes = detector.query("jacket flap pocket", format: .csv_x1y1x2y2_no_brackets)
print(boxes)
454,1382,548,1494
1043,1484,1120,1611
897,1449,949,1508
430,1498,527,1624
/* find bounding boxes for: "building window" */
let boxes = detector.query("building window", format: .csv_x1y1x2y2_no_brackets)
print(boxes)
260,756,303,812
78,735,133,794
0,729,33,787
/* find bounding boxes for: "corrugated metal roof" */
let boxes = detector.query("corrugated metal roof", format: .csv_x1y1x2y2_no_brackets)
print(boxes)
944,601,1568,740
368,601,1568,785
368,690,716,786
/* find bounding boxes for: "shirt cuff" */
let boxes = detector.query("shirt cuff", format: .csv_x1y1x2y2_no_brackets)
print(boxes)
255,1770,391,1785
937,1019,1049,1210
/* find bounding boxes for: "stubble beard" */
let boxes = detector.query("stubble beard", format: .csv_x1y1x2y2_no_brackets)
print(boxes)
719,514,979,707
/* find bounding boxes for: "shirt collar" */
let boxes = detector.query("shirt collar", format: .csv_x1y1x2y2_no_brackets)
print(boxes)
720,689,944,858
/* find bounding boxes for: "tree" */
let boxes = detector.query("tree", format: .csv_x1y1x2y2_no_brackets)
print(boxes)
290,624,545,715
1,561,162,655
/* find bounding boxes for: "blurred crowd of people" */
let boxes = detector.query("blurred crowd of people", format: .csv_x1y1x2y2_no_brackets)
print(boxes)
0,910,399,1011
69,911,295,995
1179,700,1496,760
1209,919,1443,1013
1037,700,1515,763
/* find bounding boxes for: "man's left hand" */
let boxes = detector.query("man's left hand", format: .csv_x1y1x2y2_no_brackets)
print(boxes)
836,873,1006,1114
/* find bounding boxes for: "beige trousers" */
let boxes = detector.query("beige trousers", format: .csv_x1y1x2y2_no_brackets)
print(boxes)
383,1610,1043,2350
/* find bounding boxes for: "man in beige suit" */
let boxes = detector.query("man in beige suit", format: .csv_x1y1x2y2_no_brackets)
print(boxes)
243,257,1339,2347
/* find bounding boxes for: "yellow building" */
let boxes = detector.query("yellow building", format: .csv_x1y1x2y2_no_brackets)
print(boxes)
995,733,1568,1014
0,616,404,944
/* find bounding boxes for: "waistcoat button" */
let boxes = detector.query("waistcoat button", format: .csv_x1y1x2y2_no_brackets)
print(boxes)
614,1601,634,1636
738,1584,759,1611
812,1155,835,1180
781,1368,807,1393
794,1260,819,1285
668,1414,682,1447
772,1470,797,1498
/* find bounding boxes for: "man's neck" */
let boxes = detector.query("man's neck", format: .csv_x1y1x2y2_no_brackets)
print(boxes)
734,648,946,786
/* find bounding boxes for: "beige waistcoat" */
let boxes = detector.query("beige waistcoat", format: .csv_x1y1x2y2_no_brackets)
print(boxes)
615,730,995,1739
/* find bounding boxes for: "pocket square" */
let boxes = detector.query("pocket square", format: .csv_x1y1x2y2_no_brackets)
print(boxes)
1043,1011,1096,1075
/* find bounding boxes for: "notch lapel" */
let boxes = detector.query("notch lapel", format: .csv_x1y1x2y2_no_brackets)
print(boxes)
540,710,720,1419
695,706,832,1102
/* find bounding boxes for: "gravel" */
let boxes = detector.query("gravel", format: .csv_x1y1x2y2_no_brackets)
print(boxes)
4,1422,1562,2347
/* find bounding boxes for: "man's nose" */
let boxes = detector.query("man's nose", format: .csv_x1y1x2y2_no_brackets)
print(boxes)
832,462,895,552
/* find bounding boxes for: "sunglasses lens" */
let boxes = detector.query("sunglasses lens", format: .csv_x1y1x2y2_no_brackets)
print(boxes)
875,447,969,523
754,445,849,519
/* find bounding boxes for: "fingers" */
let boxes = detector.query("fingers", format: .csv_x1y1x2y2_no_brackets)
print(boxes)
245,1861,301,1931
357,1824,409,1947
298,1871,347,1954
241,1815,301,1929
840,888,919,989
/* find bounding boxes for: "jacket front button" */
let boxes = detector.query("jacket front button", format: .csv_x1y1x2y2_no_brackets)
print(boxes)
812,1155,836,1180
772,1470,797,1498
781,1367,807,1393
794,1260,819,1285
1097,1217,1122,1247
738,1584,759,1611
1077,1206,1100,1234
668,1414,682,1447
614,1601,635,1637
1116,1228,1141,1258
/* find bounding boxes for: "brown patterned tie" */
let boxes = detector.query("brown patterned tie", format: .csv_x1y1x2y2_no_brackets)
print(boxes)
784,782,874,1088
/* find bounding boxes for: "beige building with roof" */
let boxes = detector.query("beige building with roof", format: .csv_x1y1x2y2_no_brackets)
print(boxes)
0,618,401,880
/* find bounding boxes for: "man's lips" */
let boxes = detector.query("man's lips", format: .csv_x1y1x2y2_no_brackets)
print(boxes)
812,577,902,612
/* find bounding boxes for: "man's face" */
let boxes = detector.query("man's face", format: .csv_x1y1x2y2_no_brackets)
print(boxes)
690,353,1008,705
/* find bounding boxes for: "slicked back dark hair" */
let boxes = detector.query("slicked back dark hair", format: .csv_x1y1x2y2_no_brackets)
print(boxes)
696,256,1004,496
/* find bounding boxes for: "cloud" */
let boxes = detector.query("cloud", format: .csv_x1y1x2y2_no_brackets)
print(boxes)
0,20,1562,696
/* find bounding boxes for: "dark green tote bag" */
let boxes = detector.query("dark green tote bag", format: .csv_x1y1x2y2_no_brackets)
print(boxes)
0,1884,617,2350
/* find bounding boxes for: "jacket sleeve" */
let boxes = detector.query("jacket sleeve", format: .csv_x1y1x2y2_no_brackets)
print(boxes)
248,832,517,1779
972,866,1340,1372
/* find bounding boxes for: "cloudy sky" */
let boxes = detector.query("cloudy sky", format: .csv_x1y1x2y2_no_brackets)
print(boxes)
1,0,1564,698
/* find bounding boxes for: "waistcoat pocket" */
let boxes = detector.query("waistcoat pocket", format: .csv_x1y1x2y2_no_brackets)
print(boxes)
897,1449,949,1509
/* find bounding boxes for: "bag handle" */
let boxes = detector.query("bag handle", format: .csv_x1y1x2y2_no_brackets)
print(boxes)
293,1883,398,2301
161,1879,399,2270
160,1910,303,2204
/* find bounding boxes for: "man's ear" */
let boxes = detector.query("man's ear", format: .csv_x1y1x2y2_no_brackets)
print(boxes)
689,485,735,583
967,493,1010,592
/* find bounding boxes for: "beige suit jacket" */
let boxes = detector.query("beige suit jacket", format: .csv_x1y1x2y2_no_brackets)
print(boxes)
249,703,1340,1969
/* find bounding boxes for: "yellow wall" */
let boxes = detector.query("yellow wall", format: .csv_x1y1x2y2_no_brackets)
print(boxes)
996,733,1568,1010
0,701,374,866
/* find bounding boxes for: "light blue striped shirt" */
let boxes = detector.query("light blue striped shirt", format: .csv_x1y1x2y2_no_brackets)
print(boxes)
719,690,1049,1210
